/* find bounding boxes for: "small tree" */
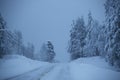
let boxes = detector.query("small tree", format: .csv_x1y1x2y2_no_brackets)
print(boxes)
14,30,23,55
39,41,55,62
25,43,35,59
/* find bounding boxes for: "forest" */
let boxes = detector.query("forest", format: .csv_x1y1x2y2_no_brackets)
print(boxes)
0,0,120,80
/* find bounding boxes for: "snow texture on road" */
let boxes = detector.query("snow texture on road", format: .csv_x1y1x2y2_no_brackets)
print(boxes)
0,55,52,80
4,65,54,80
40,62,120,80
1,56,120,80
40,63,73,80
70,62,120,80
40,57,120,80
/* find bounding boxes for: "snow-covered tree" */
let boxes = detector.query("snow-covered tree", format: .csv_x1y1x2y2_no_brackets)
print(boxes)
68,17,86,60
21,44,26,56
39,41,55,62
0,13,7,58
0,13,35,59
83,12,102,57
0,13,17,57
0,13,13,57
97,24,106,57
104,0,120,68
24,43,35,59
0,13,27,58
14,30,23,55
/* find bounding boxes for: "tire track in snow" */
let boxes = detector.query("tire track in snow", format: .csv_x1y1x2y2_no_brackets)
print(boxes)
4,65,55,80
40,63,73,80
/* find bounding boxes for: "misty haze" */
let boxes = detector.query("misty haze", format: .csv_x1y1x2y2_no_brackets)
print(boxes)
0,0,120,80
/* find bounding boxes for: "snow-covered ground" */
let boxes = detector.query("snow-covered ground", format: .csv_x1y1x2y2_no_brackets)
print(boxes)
40,63,73,80
73,56,116,70
71,57,119,80
0,55,53,80
40,57,120,80
0,55,120,80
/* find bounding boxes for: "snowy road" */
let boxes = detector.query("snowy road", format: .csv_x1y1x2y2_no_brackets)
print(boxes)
3,62,120,80
2,56,120,80
40,63,73,80
4,63,73,80
40,62,120,80
4,65,55,80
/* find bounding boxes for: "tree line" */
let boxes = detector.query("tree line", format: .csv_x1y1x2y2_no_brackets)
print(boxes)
68,0,120,68
0,0,120,67
0,14,56,62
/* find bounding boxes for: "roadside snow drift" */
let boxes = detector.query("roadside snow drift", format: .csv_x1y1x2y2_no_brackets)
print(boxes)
40,56,120,80
0,55,51,80
69,56,120,80
70,62,120,80
0,56,120,80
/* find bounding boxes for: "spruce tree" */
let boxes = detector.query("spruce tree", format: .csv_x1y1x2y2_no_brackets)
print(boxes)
84,12,101,57
40,41,55,62
68,17,86,60
104,0,120,68
0,13,7,58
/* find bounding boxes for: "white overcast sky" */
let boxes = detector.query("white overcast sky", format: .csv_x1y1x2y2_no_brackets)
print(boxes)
0,0,105,62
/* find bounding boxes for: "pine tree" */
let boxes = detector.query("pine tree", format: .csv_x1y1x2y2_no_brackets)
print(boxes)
39,41,55,62
97,24,106,57
68,17,86,60
47,41,55,61
0,13,7,58
83,12,101,57
24,43,35,59
14,30,23,55
104,0,120,68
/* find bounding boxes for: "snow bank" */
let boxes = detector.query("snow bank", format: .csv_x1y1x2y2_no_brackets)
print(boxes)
0,55,50,80
70,62,120,80
69,56,120,80
73,56,115,70
40,57,120,80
